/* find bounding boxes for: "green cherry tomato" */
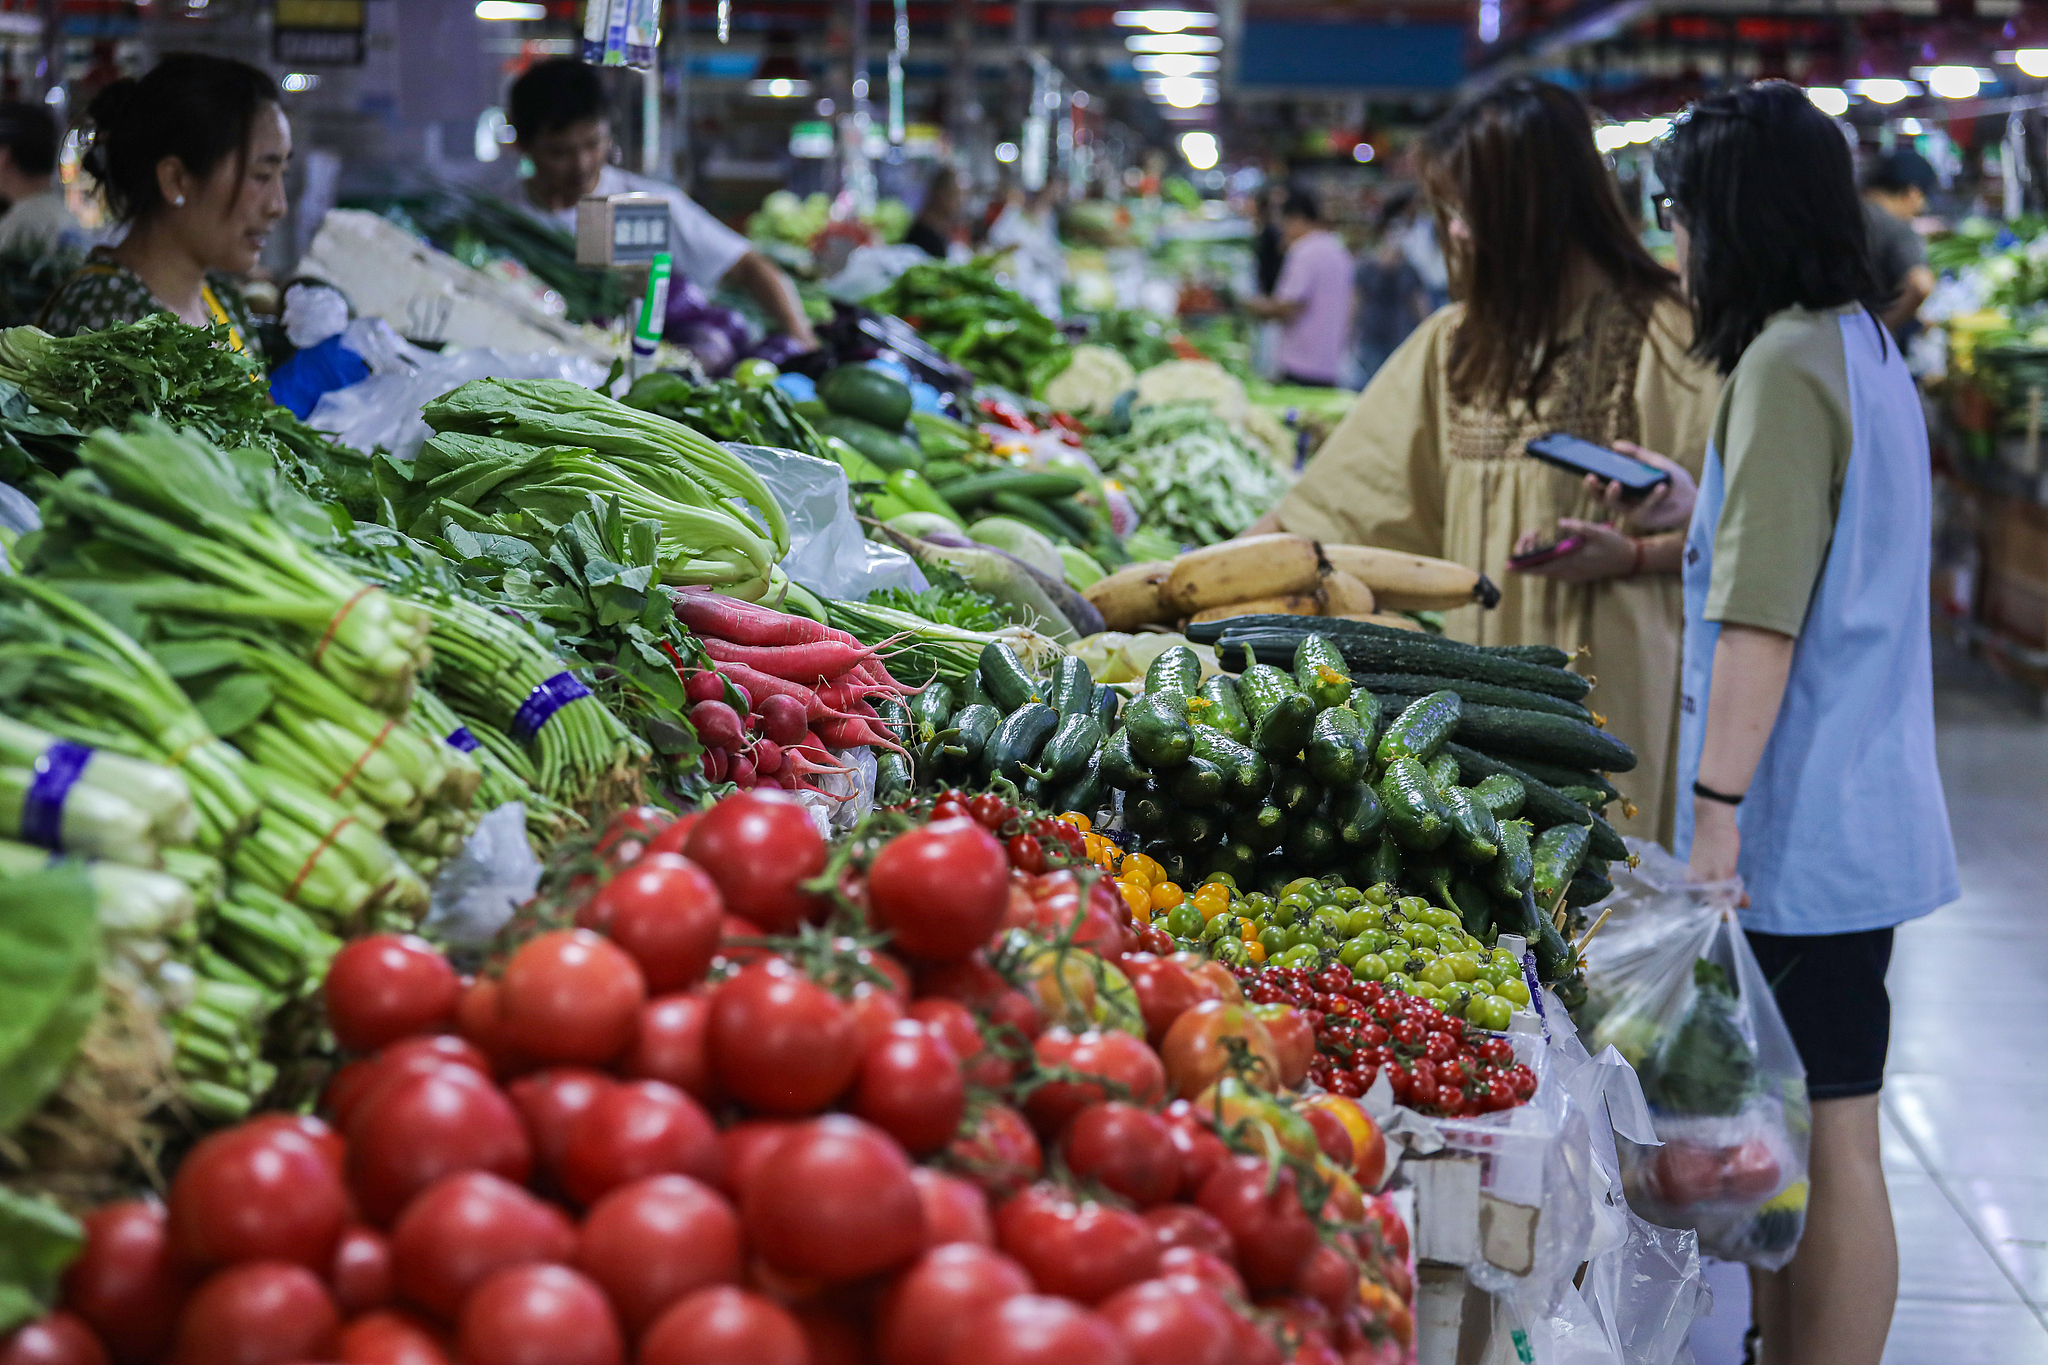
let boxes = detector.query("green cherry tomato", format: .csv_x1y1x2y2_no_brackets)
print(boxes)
1470,995,1515,1031
1202,872,1239,890
1257,926,1288,954
1396,896,1431,918
1166,903,1204,938
1353,953,1389,982
1406,925,1440,951
1240,892,1274,916
1409,981,1441,1000
1312,908,1348,937
1214,937,1248,966
1447,953,1482,983
1438,982,1476,1016
1281,877,1320,898
1420,959,1459,989
731,357,780,388
1490,949,1523,975
1352,927,1388,955
1364,882,1396,907
1500,976,1532,1005
1384,971,1414,994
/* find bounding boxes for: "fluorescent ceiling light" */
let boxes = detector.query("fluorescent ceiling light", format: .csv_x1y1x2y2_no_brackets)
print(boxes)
475,1,546,19
2009,48,2048,78
1806,85,1850,116
1114,10,1217,31
1180,130,1219,169
747,78,810,96
1921,64,1984,97
1125,33,1222,52
280,72,319,92
1133,54,1220,75
1847,77,1920,102
994,141,1019,162
1149,76,1218,106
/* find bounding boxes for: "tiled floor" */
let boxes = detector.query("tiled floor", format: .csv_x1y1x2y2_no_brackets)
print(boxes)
1689,660,2048,1364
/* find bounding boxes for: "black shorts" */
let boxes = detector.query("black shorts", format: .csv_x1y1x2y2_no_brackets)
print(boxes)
1743,927,1895,1100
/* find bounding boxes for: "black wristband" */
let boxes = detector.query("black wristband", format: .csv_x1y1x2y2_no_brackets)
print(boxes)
1692,779,1744,807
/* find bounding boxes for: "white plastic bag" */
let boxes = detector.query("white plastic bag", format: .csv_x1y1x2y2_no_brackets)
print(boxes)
1582,842,1811,1270
424,803,542,947
307,346,610,461
723,443,927,600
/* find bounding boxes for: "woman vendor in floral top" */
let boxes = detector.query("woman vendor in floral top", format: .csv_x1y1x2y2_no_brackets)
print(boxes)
39,53,286,360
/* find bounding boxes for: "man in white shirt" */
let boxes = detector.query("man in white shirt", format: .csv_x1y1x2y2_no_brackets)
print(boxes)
509,59,816,348
0,102,81,258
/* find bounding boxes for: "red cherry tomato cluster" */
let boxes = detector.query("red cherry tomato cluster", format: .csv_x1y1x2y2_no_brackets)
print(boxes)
18,790,1419,1365
925,788,1090,876
1239,966,1538,1119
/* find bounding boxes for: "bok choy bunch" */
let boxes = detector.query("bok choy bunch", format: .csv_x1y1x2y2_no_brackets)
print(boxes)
0,715,194,867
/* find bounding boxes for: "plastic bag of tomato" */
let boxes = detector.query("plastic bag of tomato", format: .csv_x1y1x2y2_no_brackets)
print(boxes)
13,789,1417,1365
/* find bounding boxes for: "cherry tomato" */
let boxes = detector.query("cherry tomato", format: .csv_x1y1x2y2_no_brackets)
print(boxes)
995,1187,1160,1304
559,1079,722,1206
335,1309,450,1365
590,854,724,993
346,1064,532,1225
708,959,860,1116
910,1167,995,1249
497,931,646,1066
1099,1277,1238,1365
169,1122,348,1271
869,818,1011,961
854,1020,966,1155
59,1201,185,1365
846,977,908,1053
714,1120,795,1205
1119,956,1203,1047
907,997,1011,1087
1158,1100,1232,1199
1196,1156,1320,1292
574,1175,742,1333
1061,1103,1179,1207
457,1264,622,1365
1158,1245,1245,1299
928,799,970,822
640,1287,805,1365
1160,1001,1282,1099
944,1101,1043,1200
0,1313,107,1365
876,1243,1031,1365
1142,1204,1235,1261
1025,1027,1167,1136
323,935,461,1054
620,994,717,1102
172,1261,338,1365
1293,1244,1361,1317
337,1035,492,1131
682,791,828,933
388,1171,574,1321
1301,1108,1355,1171
1232,1312,1286,1365
1248,1003,1316,1089
742,1116,926,1284
946,1294,1132,1365
594,805,673,863
966,794,1011,830
452,978,526,1077
330,1225,393,1314
1006,833,1047,874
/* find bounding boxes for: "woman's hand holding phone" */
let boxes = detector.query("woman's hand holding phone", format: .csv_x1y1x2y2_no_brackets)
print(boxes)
1509,519,1639,582
1587,442,1697,532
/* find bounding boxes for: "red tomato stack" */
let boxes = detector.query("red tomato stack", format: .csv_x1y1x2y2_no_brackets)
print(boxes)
12,790,1416,1365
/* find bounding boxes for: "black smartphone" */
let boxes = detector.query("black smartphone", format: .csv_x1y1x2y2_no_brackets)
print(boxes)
1524,432,1671,494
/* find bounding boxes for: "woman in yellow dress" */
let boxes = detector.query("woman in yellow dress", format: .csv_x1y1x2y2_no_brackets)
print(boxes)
1259,79,1720,843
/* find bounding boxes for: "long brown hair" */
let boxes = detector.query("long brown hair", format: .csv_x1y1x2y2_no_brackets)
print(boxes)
1422,78,1678,408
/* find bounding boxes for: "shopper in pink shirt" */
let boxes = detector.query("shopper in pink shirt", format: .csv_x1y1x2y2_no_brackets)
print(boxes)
1247,189,1356,386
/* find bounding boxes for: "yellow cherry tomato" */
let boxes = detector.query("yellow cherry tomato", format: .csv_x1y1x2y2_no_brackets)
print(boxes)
1149,882,1185,913
1120,882,1151,918
1192,883,1232,920
1244,939,1267,963
1119,853,1153,887
1060,811,1092,833
1241,919,1261,942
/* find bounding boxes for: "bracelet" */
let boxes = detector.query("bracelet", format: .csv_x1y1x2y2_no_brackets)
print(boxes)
1626,537,1646,579
1693,779,1745,806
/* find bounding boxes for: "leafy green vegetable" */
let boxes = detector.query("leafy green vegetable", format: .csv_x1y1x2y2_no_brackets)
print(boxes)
0,861,100,1132
0,1186,84,1334
866,566,1016,633
621,372,830,460
1089,402,1288,547
864,258,1068,394
1641,958,1758,1117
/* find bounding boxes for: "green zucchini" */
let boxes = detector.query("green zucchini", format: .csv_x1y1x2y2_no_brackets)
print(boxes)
1472,773,1526,819
1377,690,1463,765
1170,757,1228,808
1292,634,1355,710
1099,728,1148,790
1348,672,1592,721
1270,767,1320,818
935,468,1087,507
1031,713,1103,783
951,703,1002,768
1122,692,1194,768
1284,815,1339,869
1145,645,1203,698
1185,617,1592,701
874,749,913,805
977,641,1042,711
1330,781,1386,846
1364,837,1405,893
986,702,1059,781
1048,656,1096,717
1195,674,1253,743
1490,819,1536,901
1441,785,1502,863
1531,823,1592,906
908,678,955,738
1305,705,1371,786
1378,757,1451,851
1349,690,1386,751
1450,703,1637,773
1426,752,1461,791
1567,864,1614,908
1190,728,1272,803
1231,803,1289,852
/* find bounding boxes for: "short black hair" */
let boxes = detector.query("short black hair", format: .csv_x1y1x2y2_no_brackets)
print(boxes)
0,103,58,177
1862,147,1937,197
1280,188,1319,222
81,54,278,224
509,58,608,143
1657,80,1885,376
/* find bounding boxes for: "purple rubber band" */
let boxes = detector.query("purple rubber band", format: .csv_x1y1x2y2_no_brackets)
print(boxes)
22,740,93,851
510,672,592,742
444,726,481,753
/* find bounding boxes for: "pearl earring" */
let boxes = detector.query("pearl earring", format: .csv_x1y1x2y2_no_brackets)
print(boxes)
172,195,185,206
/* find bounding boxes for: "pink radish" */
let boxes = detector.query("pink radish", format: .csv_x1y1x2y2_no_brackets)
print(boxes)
671,590,868,649
730,753,758,789
752,739,784,776
685,670,726,704
702,748,730,782
757,693,810,747
713,661,869,725
813,715,909,755
700,636,884,685
688,700,745,750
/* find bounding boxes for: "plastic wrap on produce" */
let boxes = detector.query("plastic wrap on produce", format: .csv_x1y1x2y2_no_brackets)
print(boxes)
793,745,876,838
723,442,927,599
822,244,932,302
0,479,37,540
308,347,611,462
423,802,543,947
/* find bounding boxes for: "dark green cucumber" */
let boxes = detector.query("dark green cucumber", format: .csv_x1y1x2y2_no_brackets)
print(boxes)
1490,819,1536,900
1122,692,1194,767
1125,789,1171,833
1270,767,1320,819
1348,672,1592,721
1566,864,1614,908
1330,781,1386,846
1451,876,1496,939
1559,786,1613,808
986,702,1059,781
1153,847,1196,887
1048,656,1096,717
1231,803,1289,852
1170,757,1229,807
1238,665,1315,760
1378,756,1451,851
1190,728,1272,803
959,670,994,710
1349,690,1386,751
1195,674,1253,743
874,749,913,805
1377,690,1463,765
1426,752,1461,791
1182,808,1227,848
1450,703,1637,773
1499,756,1623,802
1364,837,1405,893
1292,634,1355,710
1145,645,1203,698
1587,813,1627,862
1045,756,1104,818
1185,617,1592,700
951,703,1002,768
1207,841,1260,883
907,678,955,738
1092,684,1122,731
1441,785,1502,863
1444,743,1599,835
936,468,1087,505
1534,916,1573,981
1531,823,1592,906
1473,773,1526,819
1099,728,1148,789
870,694,911,746
1032,713,1103,783
1492,642,1574,668
977,641,1042,711
1284,814,1339,868
1305,705,1371,786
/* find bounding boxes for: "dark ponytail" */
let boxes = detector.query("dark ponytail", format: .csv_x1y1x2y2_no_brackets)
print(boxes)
82,53,278,224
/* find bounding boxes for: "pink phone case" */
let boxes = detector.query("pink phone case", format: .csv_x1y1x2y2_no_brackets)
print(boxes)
1508,535,1585,570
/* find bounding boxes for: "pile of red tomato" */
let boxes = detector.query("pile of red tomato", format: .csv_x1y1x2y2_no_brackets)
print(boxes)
6,790,1415,1365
